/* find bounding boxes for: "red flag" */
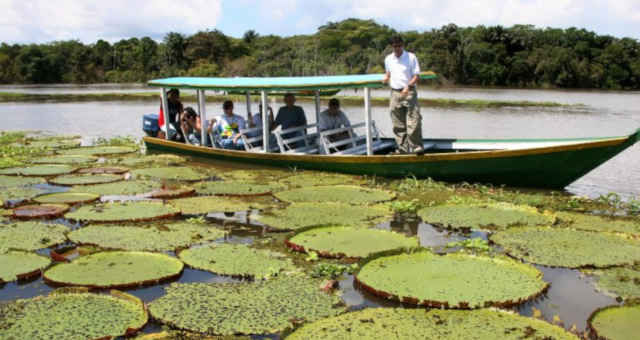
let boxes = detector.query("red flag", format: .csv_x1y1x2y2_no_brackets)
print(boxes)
158,105,165,128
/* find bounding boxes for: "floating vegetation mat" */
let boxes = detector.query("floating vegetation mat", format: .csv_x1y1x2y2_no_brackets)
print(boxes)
0,288,148,340
33,192,99,204
65,201,180,223
31,155,97,164
0,251,51,283
116,154,186,167
27,138,81,150
195,181,284,196
13,204,70,219
69,222,227,252
275,185,395,204
557,211,640,236
490,227,640,268
585,266,640,300
355,250,548,308
49,173,123,186
0,187,46,206
61,145,138,155
286,308,579,340
0,221,69,251
255,202,393,231
178,243,295,279
135,331,250,340
0,175,44,188
278,171,364,187
588,304,640,340
43,251,184,288
148,275,345,335
132,167,211,181
219,169,289,182
0,164,77,176
287,226,419,258
77,166,129,174
417,203,554,231
147,187,196,199
69,179,161,196
169,196,260,214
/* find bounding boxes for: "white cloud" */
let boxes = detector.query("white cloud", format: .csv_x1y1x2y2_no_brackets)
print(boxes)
0,0,222,43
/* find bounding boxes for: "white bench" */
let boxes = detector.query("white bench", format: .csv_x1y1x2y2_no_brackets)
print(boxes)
238,126,279,153
273,123,320,154
319,121,395,155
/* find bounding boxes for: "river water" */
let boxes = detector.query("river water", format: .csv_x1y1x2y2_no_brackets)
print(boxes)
3,84,639,198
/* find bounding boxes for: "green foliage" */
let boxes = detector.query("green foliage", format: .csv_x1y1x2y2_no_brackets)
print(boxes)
390,199,422,213
279,171,364,187
115,154,186,167
31,155,97,164
557,211,640,236
0,251,51,283
356,250,548,308
0,290,147,340
132,166,211,181
69,180,161,196
586,266,640,300
446,238,491,252
275,185,395,204
310,262,358,279
0,175,45,188
286,308,579,340
65,201,179,222
60,145,137,156
92,135,138,146
490,226,640,268
0,186,46,205
148,275,345,335
49,173,123,186
169,196,264,215
43,251,183,288
219,169,289,182
0,221,69,252
194,181,284,196
33,192,99,204
589,305,640,340
0,164,76,176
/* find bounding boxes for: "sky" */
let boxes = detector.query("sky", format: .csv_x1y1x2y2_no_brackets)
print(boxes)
1,0,639,44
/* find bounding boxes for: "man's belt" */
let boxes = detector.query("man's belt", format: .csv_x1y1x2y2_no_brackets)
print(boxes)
391,86,416,91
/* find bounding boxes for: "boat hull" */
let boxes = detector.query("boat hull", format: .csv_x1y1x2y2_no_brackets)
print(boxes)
144,130,638,189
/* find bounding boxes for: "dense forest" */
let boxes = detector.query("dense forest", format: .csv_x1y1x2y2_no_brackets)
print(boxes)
1,18,639,89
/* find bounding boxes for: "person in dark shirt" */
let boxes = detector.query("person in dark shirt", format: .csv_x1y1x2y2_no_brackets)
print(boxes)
158,88,184,142
272,93,307,148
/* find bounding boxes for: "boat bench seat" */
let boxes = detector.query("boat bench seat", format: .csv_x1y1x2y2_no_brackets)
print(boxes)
320,121,392,155
238,126,279,153
274,123,320,154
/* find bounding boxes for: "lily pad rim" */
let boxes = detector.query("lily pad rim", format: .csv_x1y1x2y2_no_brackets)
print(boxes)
0,250,52,284
587,303,640,340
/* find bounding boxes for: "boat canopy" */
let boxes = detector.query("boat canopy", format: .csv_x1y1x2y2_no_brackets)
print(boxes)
148,72,437,91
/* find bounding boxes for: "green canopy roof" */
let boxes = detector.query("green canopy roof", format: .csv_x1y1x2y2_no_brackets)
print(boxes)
148,72,437,91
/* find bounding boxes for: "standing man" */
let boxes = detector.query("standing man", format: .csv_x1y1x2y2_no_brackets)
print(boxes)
382,35,423,154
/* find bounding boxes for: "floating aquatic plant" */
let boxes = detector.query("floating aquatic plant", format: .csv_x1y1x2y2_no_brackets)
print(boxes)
287,226,419,258
26,138,81,150
219,168,289,182
77,166,129,174
0,175,45,188
31,155,98,164
0,288,148,340
33,192,100,204
0,221,69,251
61,145,138,155
69,180,162,196
65,201,180,223
178,243,295,279
68,222,227,252
0,251,51,283
285,308,579,340
417,203,554,231
146,187,196,199
43,251,184,288
275,185,395,204
585,266,640,300
0,187,46,206
278,171,364,187
195,181,284,196
490,226,640,268
148,275,345,335
0,164,77,176
255,202,393,231
588,304,640,340
557,211,640,236
169,196,259,214
13,204,70,219
355,249,548,308
116,154,186,167
132,166,211,181
49,173,123,186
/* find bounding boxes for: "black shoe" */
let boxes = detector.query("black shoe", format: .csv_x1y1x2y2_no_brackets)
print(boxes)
414,146,426,155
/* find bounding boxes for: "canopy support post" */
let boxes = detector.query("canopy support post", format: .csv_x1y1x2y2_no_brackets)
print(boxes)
160,88,170,140
364,87,373,156
314,90,320,125
197,89,207,146
245,92,251,121
261,91,269,152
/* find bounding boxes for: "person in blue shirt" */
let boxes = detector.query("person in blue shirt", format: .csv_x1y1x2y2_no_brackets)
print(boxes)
272,93,307,148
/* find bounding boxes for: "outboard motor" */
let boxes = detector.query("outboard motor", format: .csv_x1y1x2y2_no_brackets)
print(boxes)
142,113,159,137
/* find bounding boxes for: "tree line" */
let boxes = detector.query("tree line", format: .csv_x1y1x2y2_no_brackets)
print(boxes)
1,18,639,89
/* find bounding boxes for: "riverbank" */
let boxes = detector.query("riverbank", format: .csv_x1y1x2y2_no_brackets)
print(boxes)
0,92,570,109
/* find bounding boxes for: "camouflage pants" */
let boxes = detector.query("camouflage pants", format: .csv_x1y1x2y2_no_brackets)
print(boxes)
390,88,422,152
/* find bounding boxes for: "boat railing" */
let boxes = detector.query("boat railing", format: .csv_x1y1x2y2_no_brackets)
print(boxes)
320,121,395,155
274,123,320,154
238,126,279,153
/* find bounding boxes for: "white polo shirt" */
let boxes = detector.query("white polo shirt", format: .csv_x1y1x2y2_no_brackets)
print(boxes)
384,50,420,90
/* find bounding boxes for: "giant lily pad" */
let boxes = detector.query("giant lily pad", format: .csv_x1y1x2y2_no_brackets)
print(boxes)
0,221,69,251
69,180,162,196
0,175,45,188
287,226,419,258
286,308,578,340
49,173,123,186
68,222,227,252
169,196,258,215
354,250,548,308
279,171,364,187
146,187,196,199
77,166,129,174
13,204,70,219
274,185,395,204
178,243,296,279
0,164,76,176
558,211,640,236
490,227,640,268
195,181,285,196
31,155,98,164
0,187,46,206
132,167,211,181
0,251,51,283
43,251,184,288
255,202,393,231
148,275,345,335
219,169,289,182
116,154,186,167
418,203,554,231
27,138,81,149
586,266,640,299
588,304,640,340
65,201,180,223
33,192,100,204
61,145,138,155
0,288,148,340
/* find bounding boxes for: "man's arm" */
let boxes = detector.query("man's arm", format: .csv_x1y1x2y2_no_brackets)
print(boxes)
382,71,390,84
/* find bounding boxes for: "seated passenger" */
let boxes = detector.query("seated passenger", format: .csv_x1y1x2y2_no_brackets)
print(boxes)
247,104,274,137
319,98,352,142
272,93,307,148
208,100,247,150
180,107,209,146
157,88,185,142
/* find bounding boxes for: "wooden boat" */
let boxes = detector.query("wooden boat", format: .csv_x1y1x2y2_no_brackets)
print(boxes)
145,73,639,189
